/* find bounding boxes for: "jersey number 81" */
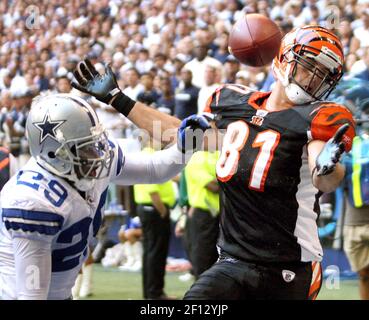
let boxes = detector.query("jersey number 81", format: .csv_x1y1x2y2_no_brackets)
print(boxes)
216,121,280,192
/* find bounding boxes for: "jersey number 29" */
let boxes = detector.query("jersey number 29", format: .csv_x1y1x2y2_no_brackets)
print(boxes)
216,120,280,192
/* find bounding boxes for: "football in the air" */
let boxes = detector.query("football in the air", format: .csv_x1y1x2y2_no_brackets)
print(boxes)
228,13,283,67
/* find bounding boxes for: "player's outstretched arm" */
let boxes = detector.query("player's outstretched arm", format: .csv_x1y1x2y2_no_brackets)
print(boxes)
13,237,52,299
308,124,349,193
113,115,210,185
71,59,180,146
124,101,181,145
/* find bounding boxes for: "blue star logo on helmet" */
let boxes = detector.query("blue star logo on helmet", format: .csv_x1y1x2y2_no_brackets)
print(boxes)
34,112,65,144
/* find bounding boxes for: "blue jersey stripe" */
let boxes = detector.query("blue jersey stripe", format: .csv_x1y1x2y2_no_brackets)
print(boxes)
108,139,124,177
108,139,115,148
2,208,64,225
4,220,61,235
93,188,108,236
116,145,123,176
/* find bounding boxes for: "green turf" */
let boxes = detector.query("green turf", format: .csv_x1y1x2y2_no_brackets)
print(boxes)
318,279,360,300
82,264,193,300
82,264,360,300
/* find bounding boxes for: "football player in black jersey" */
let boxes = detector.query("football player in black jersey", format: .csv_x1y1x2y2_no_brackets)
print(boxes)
182,25,356,300
72,25,355,300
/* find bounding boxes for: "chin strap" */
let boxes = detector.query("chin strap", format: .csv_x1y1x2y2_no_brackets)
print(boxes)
285,83,314,105
37,157,96,192
74,177,96,192
274,55,316,105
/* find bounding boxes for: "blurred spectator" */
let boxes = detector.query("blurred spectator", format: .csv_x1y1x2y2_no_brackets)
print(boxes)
93,199,127,266
134,139,177,300
213,31,230,64
257,0,270,17
120,47,140,73
184,40,221,88
195,26,218,55
285,0,306,28
171,54,188,91
349,46,369,78
137,72,160,107
247,65,268,89
156,76,175,115
344,0,358,21
174,19,192,44
112,52,125,74
338,18,355,60
174,171,194,282
174,69,200,120
223,55,240,83
0,91,12,143
118,216,143,272
300,0,320,23
308,5,323,25
153,52,170,74
56,75,72,93
355,47,369,81
2,90,29,163
0,69,12,92
176,36,194,61
35,63,50,92
236,70,258,90
270,0,287,20
198,64,221,114
351,9,369,57
136,48,154,74
184,150,220,279
122,67,144,100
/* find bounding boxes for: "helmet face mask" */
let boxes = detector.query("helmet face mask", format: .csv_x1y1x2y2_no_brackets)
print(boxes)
287,45,342,101
272,26,344,105
54,129,113,181
27,94,114,191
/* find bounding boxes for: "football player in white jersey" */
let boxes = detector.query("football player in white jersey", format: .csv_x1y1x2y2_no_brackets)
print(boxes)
0,93,209,300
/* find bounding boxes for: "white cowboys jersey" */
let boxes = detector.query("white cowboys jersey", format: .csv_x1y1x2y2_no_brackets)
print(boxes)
0,138,124,300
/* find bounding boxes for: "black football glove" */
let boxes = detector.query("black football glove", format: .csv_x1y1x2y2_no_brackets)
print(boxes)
71,59,121,104
315,123,349,176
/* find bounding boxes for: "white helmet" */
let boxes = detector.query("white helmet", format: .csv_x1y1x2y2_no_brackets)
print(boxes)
26,93,113,191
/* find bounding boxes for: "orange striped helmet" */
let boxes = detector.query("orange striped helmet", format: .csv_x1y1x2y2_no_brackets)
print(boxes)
272,25,344,104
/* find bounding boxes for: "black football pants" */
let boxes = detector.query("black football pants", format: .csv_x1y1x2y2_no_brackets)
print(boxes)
138,205,171,299
184,252,322,300
186,208,220,279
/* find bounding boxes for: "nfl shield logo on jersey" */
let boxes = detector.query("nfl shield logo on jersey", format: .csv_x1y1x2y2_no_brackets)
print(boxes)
282,270,296,283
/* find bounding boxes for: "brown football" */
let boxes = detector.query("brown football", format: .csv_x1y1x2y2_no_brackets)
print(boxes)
228,14,282,67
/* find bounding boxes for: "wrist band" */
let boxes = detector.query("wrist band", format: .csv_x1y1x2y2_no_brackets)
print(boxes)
110,91,136,116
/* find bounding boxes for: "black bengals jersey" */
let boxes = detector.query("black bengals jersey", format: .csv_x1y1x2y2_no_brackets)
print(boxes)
205,84,355,263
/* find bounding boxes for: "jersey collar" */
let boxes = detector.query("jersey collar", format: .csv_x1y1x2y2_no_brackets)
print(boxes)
248,91,271,110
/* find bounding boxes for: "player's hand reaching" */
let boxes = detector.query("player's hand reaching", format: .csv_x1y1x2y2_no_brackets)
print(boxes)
72,58,136,116
177,115,211,153
315,123,349,176
71,59,121,104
